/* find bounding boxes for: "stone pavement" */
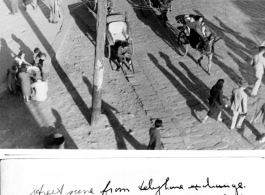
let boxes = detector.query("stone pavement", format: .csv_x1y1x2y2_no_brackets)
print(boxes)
0,0,64,97
1,0,265,150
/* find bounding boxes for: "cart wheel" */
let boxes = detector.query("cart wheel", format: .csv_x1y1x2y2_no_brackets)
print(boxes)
140,0,151,18
177,31,188,56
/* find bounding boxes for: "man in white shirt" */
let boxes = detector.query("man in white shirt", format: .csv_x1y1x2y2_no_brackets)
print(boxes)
31,75,48,101
230,80,248,130
251,45,265,96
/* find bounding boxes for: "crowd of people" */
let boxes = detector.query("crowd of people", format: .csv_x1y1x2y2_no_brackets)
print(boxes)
10,0,63,24
7,48,49,102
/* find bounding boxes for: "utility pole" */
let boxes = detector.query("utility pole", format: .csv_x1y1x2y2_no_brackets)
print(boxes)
91,0,107,126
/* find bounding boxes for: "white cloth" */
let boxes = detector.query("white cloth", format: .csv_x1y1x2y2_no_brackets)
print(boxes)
31,80,48,101
251,52,265,79
108,22,127,42
231,88,247,114
14,56,27,66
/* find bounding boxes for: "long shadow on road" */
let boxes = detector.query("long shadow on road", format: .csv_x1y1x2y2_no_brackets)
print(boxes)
83,76,147,150
148,52,206,122
193,9,256,86
127,0,180,53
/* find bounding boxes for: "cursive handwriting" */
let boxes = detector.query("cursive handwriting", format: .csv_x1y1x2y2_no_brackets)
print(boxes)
100,181,130,195
65,188,94,195
138,177,184,195
30,184,64,195
188,177,245,195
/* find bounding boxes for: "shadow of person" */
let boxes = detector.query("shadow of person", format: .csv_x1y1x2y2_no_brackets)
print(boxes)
192,10,255,85
148,53,205,122
126,0,180,54
11,34,34,62
37,0,51,20
68,2,96,46
0,38,16,70
82,76,147,150
43,109,78,149
2,0,12,12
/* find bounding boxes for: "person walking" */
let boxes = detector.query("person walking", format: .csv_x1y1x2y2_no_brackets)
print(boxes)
230,80,248,130
250,44,265,96
202,79,228,124
250,99,265,143
147,119,164,150
10,0,19,14
48,0,63,23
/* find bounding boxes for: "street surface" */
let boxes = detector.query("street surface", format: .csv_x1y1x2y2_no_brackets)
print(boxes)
1,0,265,149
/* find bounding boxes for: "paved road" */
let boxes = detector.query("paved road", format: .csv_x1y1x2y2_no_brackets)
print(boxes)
106,0,265,149
1,0,265,149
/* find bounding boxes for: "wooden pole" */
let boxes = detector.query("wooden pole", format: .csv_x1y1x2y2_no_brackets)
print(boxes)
91,0,107,126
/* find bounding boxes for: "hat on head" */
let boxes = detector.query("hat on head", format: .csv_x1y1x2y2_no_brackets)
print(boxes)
239,79,248,88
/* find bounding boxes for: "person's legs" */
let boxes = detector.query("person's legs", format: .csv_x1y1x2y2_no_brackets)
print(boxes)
49,6,54,23
251,76,262,96
202,115,209,124
31,0,38,9
236,114,246,128
230,110,239,129
217,111,222,121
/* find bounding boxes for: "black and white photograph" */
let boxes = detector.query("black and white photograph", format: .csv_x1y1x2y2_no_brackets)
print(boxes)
1,0,265,149
0,0,265,194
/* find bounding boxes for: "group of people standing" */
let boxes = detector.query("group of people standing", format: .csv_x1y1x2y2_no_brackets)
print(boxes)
7,48,49,102
10,0,63,24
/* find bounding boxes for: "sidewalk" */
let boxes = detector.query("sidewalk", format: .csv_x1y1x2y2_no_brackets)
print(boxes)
0,0,70,97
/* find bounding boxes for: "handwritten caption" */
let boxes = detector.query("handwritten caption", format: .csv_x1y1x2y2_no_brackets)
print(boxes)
30,177,245,195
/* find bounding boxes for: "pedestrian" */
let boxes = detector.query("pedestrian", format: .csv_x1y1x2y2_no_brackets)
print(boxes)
250,99,265,143
31,0,38,10
250,43,265,96
18,66,32,102
202,79,228,124
31,74,48,101
10,0,19,15
147,119,164,150
230,80,248,130
48,0,63,23
38,53,50,81
22,0,33,11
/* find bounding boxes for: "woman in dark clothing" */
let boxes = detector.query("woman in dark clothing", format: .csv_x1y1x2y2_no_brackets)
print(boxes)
18,67,32,102
202,79,228,123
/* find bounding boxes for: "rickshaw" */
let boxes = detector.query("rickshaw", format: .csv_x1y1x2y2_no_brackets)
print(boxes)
140,0,172,27
105,12,135,76
175,14,222,74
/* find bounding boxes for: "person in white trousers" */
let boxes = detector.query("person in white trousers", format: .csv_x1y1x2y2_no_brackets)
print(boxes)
251,44,265,96
230,80,248,130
